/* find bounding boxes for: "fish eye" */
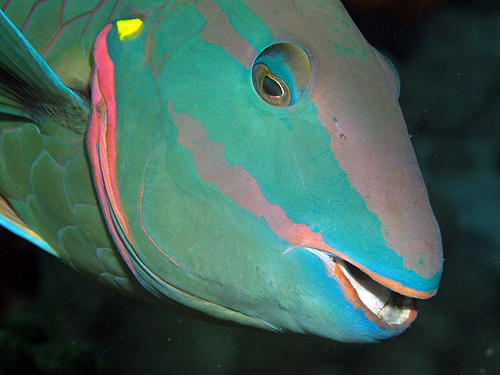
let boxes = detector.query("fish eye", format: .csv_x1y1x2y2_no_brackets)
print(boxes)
252,43,311,107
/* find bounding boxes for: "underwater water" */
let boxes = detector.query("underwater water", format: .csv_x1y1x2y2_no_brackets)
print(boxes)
1,0,500,373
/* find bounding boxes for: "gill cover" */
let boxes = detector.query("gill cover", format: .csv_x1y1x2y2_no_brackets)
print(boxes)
87,0,442,342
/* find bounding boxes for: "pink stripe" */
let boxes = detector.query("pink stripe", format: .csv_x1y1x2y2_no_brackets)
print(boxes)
87,24,135,272
168,102,432,298
168,101,336,251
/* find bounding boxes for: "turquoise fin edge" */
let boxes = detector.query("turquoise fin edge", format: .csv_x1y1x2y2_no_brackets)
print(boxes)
0,196,57,257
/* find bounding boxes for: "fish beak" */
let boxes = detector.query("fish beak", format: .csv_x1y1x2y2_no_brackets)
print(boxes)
306,248,417,327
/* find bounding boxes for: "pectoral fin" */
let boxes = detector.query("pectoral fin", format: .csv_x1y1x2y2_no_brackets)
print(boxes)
0,195,55,256
0,10,89,134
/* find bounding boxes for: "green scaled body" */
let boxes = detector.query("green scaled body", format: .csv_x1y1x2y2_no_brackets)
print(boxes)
0,1,162,303
0,0,443,343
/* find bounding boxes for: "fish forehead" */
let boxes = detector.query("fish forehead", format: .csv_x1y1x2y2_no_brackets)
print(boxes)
99,0,441,296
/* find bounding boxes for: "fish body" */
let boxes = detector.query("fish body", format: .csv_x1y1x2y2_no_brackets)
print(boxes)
0,0,443,342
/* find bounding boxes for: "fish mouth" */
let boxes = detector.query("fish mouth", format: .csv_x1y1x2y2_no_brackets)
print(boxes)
335,258,415,325
307,249,416,326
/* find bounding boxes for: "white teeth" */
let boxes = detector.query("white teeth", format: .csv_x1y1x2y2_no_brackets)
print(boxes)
335,258,413,325
307,248,413,325
335,259,391,314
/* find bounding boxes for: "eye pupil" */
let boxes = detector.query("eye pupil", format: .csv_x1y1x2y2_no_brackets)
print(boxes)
263,75,283,97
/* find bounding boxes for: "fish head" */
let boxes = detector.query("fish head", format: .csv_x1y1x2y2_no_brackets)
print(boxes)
87,0,443,342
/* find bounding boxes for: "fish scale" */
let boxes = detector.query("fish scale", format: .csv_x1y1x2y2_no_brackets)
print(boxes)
0,116,153,301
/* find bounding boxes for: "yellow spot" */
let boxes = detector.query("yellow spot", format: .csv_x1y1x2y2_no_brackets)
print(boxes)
117,18,143,41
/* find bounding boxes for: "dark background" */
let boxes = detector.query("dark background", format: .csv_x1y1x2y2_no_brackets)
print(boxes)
1,0,500,373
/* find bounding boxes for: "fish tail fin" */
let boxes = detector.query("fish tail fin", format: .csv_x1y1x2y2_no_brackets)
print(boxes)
0,10,89,134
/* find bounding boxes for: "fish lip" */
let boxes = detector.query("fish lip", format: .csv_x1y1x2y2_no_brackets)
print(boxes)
305,248,417,327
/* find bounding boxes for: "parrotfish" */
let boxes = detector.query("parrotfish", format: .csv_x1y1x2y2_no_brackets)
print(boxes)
0,0,443,342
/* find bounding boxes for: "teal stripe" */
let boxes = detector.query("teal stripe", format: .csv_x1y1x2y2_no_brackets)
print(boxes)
154,29,428,289
216,0,274,51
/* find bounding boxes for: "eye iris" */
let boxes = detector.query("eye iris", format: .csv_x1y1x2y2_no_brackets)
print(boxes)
252,43,311,107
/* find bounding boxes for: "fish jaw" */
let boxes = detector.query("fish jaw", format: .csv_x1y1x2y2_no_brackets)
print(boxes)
252,246,420,342
301,248,417,328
